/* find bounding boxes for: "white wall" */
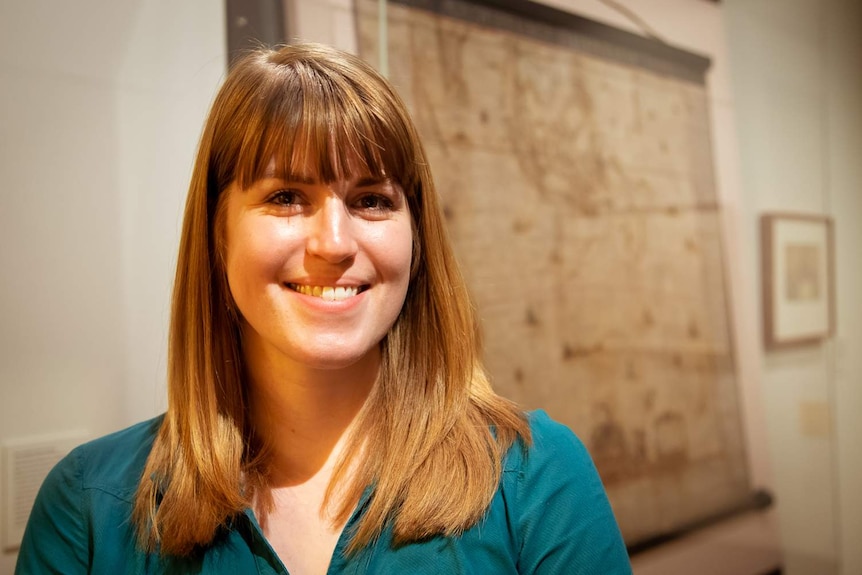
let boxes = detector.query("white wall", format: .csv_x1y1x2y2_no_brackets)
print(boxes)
0,1,225,572
725,0,862,573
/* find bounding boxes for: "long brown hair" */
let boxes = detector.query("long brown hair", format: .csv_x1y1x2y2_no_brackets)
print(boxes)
133,43,529,556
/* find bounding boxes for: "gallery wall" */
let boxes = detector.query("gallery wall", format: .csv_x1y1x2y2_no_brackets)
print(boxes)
0,1,225,573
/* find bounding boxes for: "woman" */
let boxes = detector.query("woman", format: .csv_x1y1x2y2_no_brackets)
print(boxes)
17,43,631,574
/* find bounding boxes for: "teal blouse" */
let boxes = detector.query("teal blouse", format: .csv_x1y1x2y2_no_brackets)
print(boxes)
16,410,631,574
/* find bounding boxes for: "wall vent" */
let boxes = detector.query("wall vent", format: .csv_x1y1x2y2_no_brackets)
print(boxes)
2,432,88,551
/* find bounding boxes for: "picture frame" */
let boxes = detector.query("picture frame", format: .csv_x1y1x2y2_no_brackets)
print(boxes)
761,213,835,349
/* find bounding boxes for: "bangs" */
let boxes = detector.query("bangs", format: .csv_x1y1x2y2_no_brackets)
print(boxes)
224,55,418,192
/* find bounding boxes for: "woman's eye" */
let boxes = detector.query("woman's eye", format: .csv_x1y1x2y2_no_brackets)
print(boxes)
356,194,394,211
269,189,302,206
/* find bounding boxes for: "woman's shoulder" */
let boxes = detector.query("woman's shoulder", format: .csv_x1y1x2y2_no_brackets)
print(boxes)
503,409,594,476
59,415,164,500
16,416,166,574
498,410,633,574
525,408,583,442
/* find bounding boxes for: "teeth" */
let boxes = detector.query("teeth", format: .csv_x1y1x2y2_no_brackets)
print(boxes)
290,284,360,301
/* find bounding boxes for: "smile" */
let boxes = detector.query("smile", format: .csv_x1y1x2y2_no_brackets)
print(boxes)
286,283,366,301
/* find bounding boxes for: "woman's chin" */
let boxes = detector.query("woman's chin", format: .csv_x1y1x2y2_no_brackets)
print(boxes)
289,343,381,373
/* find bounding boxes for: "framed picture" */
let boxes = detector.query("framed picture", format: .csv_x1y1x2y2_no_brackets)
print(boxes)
761,213,835,349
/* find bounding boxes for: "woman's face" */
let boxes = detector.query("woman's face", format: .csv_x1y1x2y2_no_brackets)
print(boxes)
222,165,413,373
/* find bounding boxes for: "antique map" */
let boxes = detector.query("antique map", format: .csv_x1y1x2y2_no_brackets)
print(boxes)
358,0,749,544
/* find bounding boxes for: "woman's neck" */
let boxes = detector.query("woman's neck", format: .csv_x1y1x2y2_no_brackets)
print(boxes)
243,338,378,487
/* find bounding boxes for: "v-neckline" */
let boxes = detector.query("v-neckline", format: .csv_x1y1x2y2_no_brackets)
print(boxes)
243,486,374,575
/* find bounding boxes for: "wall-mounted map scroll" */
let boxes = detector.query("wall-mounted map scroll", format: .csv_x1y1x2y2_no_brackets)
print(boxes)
357,0,750,547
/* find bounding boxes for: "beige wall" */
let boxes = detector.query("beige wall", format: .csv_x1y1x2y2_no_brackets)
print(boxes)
0,1,225,573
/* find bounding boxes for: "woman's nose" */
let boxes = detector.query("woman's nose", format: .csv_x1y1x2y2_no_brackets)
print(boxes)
305,198,358,263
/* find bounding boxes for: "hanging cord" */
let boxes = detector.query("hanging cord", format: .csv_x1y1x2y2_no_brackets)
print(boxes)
594,0,668,44
350,0,389,76
378,0,389,77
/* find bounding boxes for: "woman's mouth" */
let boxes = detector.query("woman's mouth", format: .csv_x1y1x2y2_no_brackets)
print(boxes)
286,283,367,301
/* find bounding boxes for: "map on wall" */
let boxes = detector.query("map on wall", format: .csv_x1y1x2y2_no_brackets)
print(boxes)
358,0,750,546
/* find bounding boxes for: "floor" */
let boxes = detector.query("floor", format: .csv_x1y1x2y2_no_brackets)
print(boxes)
630,509,783,575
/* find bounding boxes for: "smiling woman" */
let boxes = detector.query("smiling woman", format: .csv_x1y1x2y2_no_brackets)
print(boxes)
15,43,631,575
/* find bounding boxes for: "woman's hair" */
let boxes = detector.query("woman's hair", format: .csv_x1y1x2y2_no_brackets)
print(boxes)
133,42,529,557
